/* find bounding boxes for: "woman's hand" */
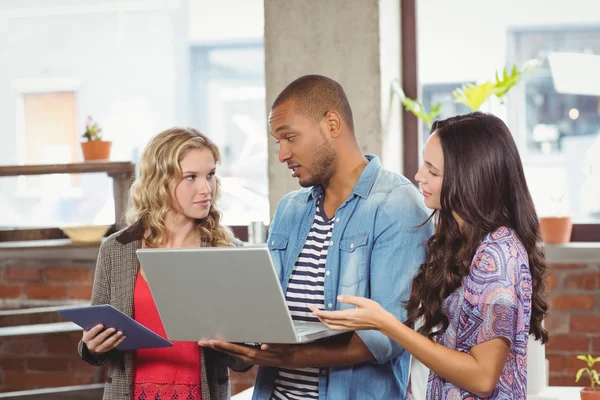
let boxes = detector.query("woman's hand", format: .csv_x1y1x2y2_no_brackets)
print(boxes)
82,324,126,354
310,295,394,331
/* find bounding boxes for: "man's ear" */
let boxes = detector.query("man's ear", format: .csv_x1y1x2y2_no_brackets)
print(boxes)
325,110,343,138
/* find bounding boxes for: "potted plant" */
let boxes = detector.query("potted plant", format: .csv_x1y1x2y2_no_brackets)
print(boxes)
81,115,111,161
576,354,600,400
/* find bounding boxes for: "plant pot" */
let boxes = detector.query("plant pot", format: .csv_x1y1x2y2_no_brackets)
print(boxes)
581,388,600,400
81,141,112,161
539,216,572,244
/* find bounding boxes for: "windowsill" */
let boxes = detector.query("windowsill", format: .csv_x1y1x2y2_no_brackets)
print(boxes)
0,239,100,261
528,386,585,400
544,242,600,264
0,239,599,263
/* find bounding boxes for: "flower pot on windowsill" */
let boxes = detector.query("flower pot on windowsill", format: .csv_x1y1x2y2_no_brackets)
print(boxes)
539,216,572,245
81,141,112,161
581,388,600,400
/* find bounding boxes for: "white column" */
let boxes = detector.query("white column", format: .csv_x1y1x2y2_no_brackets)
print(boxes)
264,0,403,217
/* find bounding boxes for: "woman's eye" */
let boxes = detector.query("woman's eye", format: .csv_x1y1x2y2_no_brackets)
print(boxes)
207,172,215,179
185,175,196,181
286,136,295,142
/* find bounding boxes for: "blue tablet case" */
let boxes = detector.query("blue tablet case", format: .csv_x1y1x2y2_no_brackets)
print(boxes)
57,304,173,351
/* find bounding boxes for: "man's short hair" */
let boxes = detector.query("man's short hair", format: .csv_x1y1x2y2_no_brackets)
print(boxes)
272,75,355,133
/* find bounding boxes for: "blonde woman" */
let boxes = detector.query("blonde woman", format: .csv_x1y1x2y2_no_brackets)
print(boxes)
78,128,250,400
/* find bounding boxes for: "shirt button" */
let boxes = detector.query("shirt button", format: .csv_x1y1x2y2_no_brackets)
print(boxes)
325,271,331,276
271,241,274,245
321,369,328,376
328,303,333,309
350,243,355,249
335,217,340,222
329,241,334,246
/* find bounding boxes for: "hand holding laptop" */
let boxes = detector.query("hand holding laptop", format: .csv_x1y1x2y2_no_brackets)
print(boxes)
198,340,298,368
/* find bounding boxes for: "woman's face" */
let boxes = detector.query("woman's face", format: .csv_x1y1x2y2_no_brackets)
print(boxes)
415,132,444,210
173,147,217,220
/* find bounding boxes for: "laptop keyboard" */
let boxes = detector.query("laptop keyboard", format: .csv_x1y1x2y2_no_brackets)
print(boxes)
294,322,328,335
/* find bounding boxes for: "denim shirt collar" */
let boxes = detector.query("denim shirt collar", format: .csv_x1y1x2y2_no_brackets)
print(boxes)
307,154,381,202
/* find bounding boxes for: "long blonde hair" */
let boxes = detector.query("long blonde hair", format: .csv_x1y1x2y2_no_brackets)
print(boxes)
126,127,235,248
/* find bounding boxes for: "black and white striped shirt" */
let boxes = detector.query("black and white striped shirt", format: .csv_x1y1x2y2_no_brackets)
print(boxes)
271,197,334,400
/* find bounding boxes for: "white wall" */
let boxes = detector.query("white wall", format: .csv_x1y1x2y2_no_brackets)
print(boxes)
188,0,263,43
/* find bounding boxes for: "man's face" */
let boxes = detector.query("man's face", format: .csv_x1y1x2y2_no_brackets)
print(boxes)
269,100,336,187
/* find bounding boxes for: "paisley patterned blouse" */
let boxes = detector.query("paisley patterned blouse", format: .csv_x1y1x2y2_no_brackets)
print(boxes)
407,227,532,399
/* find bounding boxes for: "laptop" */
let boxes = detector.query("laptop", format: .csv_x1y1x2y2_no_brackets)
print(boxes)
135,246,345,344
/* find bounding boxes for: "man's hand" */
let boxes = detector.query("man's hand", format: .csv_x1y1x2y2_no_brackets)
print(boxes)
198,340,297,368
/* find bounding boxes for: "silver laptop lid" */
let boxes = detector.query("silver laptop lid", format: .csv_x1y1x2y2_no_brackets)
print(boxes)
136,246,300,343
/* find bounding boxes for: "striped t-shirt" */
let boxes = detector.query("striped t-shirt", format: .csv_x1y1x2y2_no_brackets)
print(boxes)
271,196,334,400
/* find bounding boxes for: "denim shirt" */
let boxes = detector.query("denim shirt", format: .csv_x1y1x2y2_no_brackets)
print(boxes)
252,155,434,400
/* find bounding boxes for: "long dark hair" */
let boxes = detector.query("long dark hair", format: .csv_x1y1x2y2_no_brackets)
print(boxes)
405,112,548,343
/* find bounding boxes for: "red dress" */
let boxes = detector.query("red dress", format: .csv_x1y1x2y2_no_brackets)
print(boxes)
133,270,202,400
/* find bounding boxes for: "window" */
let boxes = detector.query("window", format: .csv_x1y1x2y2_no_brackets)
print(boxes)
190,42,269,226
417,1,599,239
508,26,600,222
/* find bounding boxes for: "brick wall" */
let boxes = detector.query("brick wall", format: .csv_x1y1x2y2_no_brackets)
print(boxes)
0,261,94,305
545,262,600,387
0,331,102,392
0,258,257,395
0,329,257,394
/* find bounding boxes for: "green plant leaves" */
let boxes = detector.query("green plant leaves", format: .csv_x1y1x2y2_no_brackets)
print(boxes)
390,80,441,128
452,59,540,110
452,82,496,111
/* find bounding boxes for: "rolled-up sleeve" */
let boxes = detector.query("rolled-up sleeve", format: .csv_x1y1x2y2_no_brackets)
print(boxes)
357,184,432,363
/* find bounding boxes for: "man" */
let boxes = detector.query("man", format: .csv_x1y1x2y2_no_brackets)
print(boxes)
200,75,433,399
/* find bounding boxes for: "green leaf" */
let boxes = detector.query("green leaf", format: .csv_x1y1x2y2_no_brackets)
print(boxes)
452,81,496,111
577,355,589,362
593,357,600,365
576,368,586,383
390,80,441,128
492,59,540,99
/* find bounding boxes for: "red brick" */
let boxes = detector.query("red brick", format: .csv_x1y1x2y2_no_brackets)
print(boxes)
26,357,71,371
549,264,586,270
3,267,41,282
571,315,600,333
545,313,570,334
547,354,568,373
0,285,22,298
69,284,93,300
565,273,600,290
550,294,595,311
2,371,93,391
26,285,69,300
546,334,590,352
549,374,580,386
593,337,600,353
0,357,25,370
547,271,559,290
70,358,101,374
566,355,597,375
44,267,91,283
46,334,80,354
1,337,46,355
